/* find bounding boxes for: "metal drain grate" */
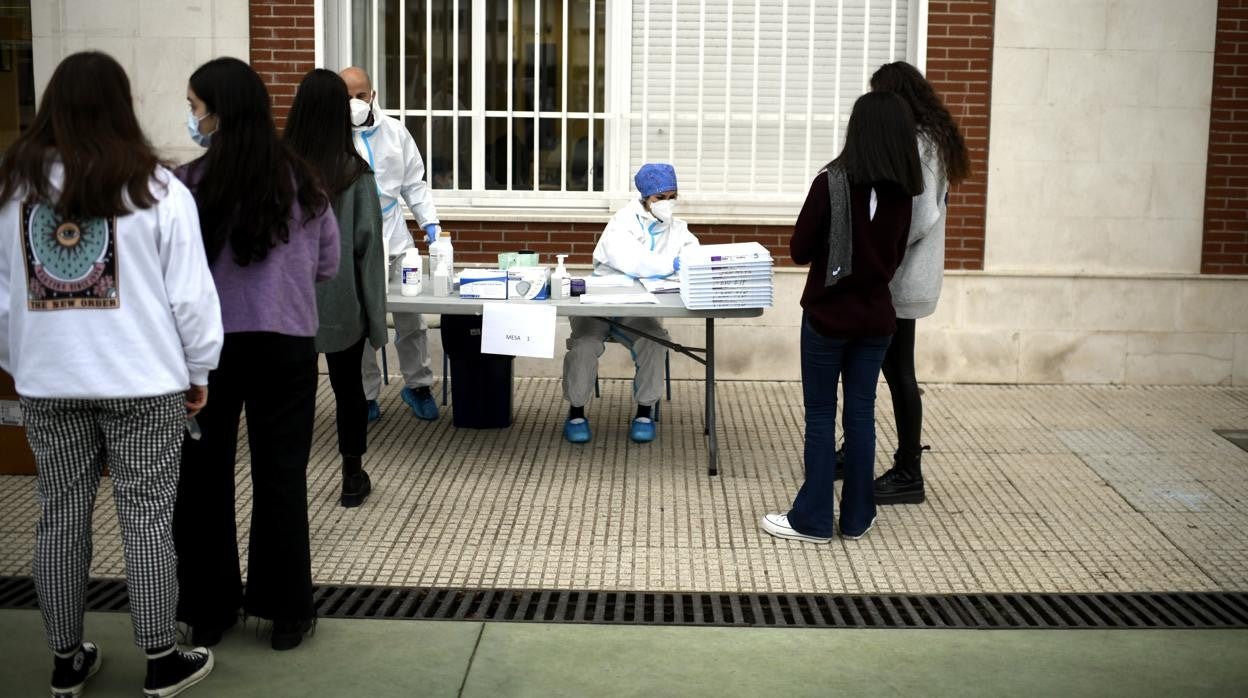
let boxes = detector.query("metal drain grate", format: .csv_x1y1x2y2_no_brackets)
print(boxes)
3,577,1247,629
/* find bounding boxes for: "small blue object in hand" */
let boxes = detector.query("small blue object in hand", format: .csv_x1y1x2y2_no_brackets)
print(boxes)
424,223,440,244
673,256,682,273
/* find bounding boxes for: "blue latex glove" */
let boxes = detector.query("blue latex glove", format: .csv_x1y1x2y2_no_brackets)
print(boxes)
673,256,682,272
424,223,440,245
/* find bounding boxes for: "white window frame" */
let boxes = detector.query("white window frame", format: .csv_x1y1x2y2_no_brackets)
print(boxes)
322,0,927,224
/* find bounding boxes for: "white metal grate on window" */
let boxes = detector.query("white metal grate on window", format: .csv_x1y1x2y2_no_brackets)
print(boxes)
328,0,919,217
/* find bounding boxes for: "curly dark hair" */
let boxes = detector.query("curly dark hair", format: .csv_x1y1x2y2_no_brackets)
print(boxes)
870,62,971,185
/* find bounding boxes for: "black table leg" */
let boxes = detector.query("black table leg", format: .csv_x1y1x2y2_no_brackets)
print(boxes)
706,318,718,476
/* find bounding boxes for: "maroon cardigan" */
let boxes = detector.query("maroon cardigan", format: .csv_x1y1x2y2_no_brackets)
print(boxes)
791,171,912,339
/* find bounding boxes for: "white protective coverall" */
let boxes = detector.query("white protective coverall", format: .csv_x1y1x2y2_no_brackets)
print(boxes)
562,197,700,408
351,103,441,399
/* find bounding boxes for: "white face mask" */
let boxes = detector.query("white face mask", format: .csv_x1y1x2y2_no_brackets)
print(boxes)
350,98,372,127
649,199,676,223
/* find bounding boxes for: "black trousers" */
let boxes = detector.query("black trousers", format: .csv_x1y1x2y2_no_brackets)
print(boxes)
325,336,368,457
880,317,923,454
174,332,317,627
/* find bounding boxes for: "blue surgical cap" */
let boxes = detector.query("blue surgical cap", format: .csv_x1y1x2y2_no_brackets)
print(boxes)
634,163,678,198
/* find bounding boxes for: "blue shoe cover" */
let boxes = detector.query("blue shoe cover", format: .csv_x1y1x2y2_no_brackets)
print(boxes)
629,417,656,443
366,400,381,424
401,387,439,420
564,418,592,443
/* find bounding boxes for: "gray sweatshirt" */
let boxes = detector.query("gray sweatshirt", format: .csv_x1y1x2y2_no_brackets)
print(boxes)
889,133,947,319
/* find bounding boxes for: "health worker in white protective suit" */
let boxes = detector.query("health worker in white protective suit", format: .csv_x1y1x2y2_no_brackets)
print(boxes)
562,163,699,444
341,66,441,423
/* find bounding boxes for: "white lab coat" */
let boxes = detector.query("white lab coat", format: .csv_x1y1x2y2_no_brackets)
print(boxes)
591,198,700,278
351,107,440,255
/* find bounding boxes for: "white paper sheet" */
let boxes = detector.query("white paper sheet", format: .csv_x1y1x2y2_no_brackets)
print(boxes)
578,293,660,305
639,278,681,293
583,274,637,289
481,302,557,359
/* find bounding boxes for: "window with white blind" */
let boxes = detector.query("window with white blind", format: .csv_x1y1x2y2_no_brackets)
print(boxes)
321,0,921,218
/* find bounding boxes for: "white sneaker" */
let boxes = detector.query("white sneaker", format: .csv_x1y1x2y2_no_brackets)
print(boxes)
841,516,877,540
760,513,832,544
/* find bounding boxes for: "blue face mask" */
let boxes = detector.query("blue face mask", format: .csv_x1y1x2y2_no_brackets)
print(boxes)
187,109,215,148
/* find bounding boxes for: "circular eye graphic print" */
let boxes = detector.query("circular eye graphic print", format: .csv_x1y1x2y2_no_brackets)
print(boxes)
27,204,110,289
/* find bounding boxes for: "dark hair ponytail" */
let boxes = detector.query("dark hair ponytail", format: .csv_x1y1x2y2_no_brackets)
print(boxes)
284,68,371,197
870,61,972,185
186,57,327,266
831,91,924,197
0,51,161,217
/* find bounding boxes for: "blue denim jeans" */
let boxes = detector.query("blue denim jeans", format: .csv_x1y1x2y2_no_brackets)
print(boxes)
787,315,891,538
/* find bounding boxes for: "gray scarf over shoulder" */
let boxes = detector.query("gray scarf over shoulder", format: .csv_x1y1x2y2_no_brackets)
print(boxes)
823,163,853,287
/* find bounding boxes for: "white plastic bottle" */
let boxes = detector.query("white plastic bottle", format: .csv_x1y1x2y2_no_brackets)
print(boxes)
400,248,423,297
550,254,571,300
429,235,454,279
432,261,451,297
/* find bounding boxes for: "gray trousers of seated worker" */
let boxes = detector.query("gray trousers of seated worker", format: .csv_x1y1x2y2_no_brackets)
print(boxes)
562,316,667,408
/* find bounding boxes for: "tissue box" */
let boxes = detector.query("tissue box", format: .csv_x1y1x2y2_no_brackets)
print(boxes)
507,266,550,300
459,269,509,299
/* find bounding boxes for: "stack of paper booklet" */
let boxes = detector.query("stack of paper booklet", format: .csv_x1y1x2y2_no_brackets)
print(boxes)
678,242,774,309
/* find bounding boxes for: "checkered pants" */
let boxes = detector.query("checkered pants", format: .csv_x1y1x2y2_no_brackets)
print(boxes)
22,393,185,651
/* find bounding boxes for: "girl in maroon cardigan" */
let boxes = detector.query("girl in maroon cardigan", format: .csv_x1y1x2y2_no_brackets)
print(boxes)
762,91,925,543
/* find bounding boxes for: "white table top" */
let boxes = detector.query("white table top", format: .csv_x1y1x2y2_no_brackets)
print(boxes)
386,280,766,319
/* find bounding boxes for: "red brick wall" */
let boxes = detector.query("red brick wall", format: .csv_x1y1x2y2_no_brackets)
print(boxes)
249,0,315,128
437,221,794,266
248,0,995,269
1203,0,1248,275
924,0,995,270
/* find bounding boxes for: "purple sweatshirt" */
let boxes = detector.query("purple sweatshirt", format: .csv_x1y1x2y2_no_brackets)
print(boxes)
176,161,340,337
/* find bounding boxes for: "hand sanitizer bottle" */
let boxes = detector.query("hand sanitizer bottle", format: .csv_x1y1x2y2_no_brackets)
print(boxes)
550,254,571,300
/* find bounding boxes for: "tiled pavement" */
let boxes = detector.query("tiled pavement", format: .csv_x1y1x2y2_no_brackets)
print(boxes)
1,379,1246,594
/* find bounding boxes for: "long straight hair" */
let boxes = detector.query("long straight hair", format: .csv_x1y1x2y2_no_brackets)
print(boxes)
0,51,160,217
284,69,371,197
186,57,327,266
831,91,924,197
870,61,972,185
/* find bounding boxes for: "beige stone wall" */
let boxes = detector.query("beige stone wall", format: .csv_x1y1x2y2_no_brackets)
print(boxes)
986,0,1217,275
31,0,250,166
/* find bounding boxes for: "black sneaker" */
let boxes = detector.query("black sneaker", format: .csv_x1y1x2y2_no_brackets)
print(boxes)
270,617,316,651
143,646,214,698
51,642,101,698
341,470,372,508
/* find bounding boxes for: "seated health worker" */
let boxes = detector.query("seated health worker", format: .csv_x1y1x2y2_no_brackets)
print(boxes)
561,163,699,444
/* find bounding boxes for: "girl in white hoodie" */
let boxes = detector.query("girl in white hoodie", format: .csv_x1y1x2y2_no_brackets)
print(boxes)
0,52,222,698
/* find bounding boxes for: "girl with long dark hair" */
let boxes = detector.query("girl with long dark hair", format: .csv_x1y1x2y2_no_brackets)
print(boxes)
284,69,387,508
0,51,220,697
172,57,340,652
762,91,924,543
869,61,971,505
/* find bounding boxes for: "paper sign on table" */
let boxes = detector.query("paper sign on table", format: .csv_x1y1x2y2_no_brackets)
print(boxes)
481,302,557,358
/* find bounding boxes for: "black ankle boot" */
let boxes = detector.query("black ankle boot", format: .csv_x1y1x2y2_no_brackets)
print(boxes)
874,447,928,505
834,444,846,480
340,455,372,508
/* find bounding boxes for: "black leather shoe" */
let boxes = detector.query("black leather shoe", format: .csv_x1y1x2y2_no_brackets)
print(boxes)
834,446,846,480
340,470,372,508
271,617,316,651
190,616,236,647
874,465,926,504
